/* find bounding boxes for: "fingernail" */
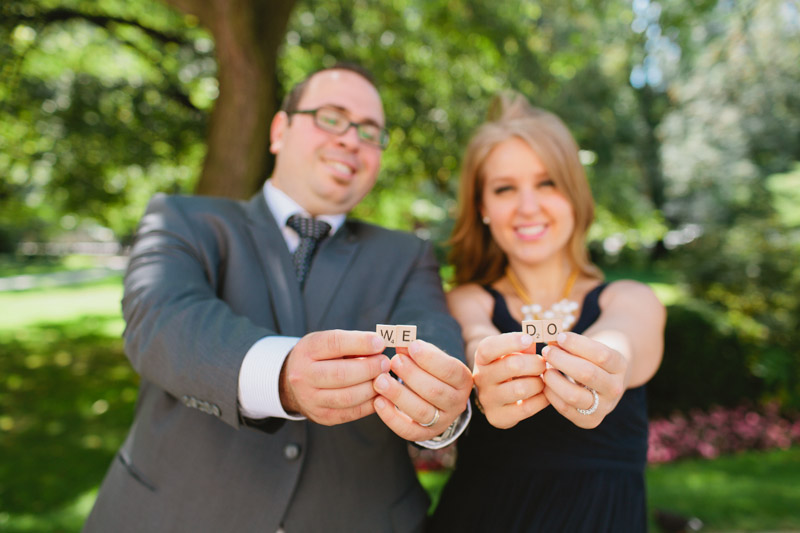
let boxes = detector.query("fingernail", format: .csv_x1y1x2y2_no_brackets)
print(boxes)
408,341,420,356
375,397,386,410
520,334,533,347
541,346,550,358
557,333,566,344
393,355,404,368
372,336,384,351
375,374,389,391
381,358,390,373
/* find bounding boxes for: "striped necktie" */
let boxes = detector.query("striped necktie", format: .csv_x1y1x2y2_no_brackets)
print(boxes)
286,214,331,287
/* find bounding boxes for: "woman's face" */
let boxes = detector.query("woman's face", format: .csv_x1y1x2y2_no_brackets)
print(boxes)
480,137,575,268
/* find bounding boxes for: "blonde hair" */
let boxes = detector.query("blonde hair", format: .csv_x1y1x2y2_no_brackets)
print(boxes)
449,91,603,285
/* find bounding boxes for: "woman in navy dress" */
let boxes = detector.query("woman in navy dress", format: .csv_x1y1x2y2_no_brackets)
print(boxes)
429,92,666,532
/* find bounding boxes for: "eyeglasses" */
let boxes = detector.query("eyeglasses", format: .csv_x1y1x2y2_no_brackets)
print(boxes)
292,106,390,149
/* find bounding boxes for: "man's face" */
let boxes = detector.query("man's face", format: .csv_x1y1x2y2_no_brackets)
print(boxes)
269,69,385,216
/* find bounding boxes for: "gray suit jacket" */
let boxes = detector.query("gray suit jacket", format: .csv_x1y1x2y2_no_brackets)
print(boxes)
84,191,464,533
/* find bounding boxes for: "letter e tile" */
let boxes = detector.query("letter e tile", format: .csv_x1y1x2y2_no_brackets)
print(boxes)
396,325,417,347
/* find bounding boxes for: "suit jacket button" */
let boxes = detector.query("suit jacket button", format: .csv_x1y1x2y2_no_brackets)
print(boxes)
284,443,301,461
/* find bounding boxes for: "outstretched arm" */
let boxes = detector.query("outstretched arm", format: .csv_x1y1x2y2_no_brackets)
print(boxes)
368,242,472,442
446,283,549,429
541,280,666,428
123,195,273,429
446,283,500,370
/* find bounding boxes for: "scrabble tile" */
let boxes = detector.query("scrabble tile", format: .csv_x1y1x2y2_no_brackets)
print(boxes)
542,319,561,342
376,324,397,347
521,320,543,342
396,325,417,347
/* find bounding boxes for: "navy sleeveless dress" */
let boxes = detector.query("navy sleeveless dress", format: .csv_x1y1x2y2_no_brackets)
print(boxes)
428,284,648,532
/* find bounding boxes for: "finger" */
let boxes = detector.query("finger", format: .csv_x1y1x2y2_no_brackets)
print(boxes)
402,340,473,390
373,372,440,427
483,393,550,429
310,355,390,388
542,343,611,395
389,352,465,411
542,368,597,411
474,333,535,367
307,398,377,426
477,352,545,385
551,332,626,374
311,380,379,410
542,381,601,429
488,376,546,407
301,330,385,361
372,396,433,442
473,368,543,409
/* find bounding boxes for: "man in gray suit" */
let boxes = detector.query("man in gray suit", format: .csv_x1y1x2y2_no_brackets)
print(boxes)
84,63,472,532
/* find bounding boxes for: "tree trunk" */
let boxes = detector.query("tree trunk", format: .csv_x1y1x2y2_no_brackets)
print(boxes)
636,86,666,212
162,0,296,198
635,86,670,261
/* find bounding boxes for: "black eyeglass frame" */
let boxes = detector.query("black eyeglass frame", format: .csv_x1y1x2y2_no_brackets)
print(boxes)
291,107,390,149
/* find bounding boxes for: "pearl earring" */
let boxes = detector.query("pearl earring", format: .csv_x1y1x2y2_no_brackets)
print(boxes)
482,216,491,225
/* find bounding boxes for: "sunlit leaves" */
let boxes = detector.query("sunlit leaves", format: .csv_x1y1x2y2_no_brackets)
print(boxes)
281,0,662,246
766,165,800,227
1,1,212,243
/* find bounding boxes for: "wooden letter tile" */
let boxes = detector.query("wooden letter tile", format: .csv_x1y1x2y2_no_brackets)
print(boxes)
521,320,543,342
376,324,397,347
396,325,417,347
542,319,561,342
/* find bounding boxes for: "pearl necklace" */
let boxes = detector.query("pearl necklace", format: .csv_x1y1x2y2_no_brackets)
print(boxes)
505,266,580,331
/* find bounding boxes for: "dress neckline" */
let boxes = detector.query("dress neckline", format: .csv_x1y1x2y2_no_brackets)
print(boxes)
482,282,608,336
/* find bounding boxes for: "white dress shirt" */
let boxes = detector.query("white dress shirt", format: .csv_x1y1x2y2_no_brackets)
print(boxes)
237,180,469,447
238,181,344,421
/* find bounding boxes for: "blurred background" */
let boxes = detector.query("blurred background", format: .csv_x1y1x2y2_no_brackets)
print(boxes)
1,0,799,531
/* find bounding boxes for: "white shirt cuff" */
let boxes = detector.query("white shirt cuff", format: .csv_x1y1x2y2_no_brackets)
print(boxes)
238,336,306,421
415,401,472,450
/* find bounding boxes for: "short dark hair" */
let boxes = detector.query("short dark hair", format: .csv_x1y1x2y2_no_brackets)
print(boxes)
280,62,378,114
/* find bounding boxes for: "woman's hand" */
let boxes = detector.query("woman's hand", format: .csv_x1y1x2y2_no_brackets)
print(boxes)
472,332,549,429
541,332,628,429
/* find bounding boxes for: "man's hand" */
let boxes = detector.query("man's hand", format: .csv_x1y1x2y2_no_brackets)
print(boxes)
371,340,472,441
280,330,390,425
472,332,549,429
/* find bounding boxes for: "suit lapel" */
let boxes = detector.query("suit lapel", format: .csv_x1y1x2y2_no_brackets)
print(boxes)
303,221,360,329
244,192,307,337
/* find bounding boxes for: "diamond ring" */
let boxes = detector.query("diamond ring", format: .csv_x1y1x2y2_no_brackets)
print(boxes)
576,387,599,416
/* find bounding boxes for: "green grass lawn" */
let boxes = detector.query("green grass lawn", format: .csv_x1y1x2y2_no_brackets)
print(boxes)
0,277,124,332
2,272,799,532
647,448,800,532
0,277,133,533
0,254,103,278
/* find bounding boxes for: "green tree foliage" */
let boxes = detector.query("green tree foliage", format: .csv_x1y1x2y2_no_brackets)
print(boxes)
278,0,675,252
658,0,800,406
3,0,800,408
1,0,211,244
3,0,688,247
1,0,296,245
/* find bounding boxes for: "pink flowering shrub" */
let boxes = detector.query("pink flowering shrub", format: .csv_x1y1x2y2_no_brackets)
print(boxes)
647,403,800,463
